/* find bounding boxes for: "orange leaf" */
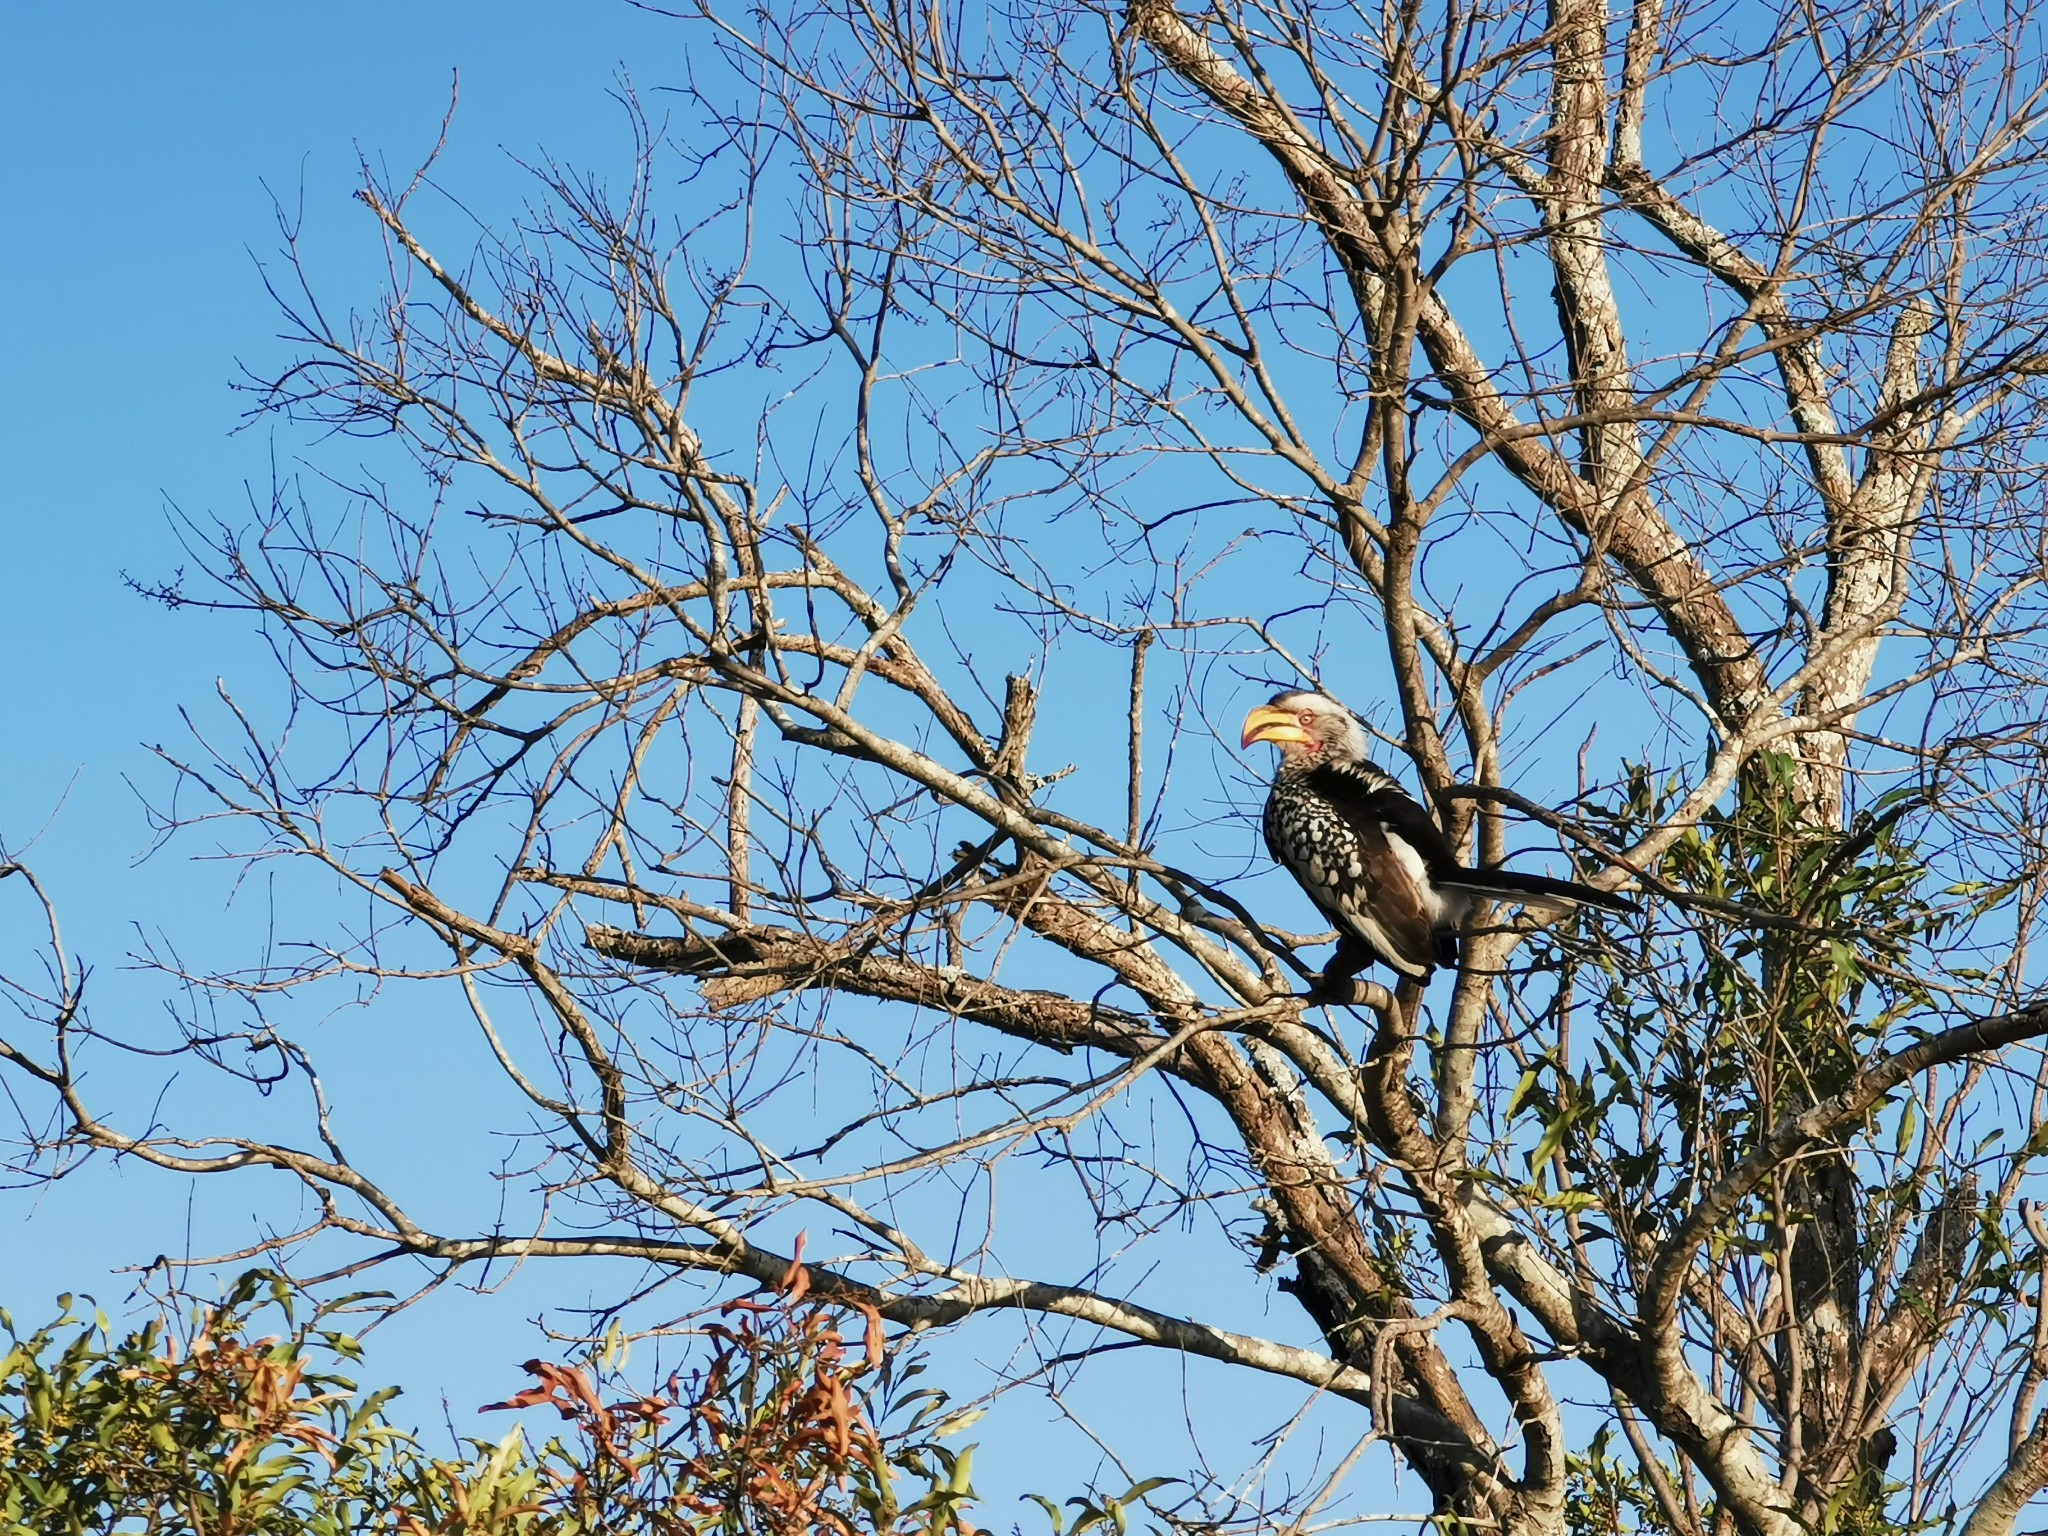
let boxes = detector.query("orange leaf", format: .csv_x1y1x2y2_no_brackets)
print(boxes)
778,1233,809,1297
859,1302,885,1370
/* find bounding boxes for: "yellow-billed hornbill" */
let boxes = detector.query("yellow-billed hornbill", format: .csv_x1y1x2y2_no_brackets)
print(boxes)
1242,690,1635,980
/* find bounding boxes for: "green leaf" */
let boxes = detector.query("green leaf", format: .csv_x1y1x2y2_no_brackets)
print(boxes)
1114,1477,1180,1503
1505,1065,1543,1122
946,1442,977,1495
1026,1492,1069,1536
1529,1108,1575,1174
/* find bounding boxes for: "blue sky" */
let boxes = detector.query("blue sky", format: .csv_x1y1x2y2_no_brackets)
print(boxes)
1,0,673,854
0,3,1362,1514
1,0,810,1457
0,0,663,1374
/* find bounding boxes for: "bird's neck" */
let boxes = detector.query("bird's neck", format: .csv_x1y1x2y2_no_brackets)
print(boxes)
1279,751,1401,795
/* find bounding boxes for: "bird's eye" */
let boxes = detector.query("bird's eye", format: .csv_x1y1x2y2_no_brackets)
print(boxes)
1298,712,1315,727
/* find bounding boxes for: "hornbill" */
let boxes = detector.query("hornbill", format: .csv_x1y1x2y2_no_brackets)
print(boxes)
1242,690,1636,981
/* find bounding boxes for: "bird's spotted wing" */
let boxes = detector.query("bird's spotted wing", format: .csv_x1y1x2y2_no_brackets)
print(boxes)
1306,762,1461,869
1264,767,1442,978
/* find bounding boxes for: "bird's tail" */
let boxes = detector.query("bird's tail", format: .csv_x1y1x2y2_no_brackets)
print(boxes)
1439,869,1637,918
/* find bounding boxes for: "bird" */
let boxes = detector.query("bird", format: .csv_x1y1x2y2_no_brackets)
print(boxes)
1241,689,1636,981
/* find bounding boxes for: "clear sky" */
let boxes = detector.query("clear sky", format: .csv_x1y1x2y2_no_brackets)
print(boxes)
0,3,1352,1513
0,0,683,1401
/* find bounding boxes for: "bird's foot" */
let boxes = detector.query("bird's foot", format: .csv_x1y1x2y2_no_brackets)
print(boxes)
1304,935,1376,1005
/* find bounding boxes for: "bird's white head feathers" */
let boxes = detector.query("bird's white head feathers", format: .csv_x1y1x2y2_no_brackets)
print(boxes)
1240,690,1373,766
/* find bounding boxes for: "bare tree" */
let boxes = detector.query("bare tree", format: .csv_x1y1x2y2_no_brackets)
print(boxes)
11,0,2048,1530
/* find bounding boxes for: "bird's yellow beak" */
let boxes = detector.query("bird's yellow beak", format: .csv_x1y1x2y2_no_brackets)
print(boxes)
1241,704,1313,749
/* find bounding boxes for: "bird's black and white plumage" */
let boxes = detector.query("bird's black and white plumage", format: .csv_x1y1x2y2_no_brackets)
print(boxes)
1242,690,1635,980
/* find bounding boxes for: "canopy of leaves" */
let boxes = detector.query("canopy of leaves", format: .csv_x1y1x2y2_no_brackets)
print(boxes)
0,1267,999,1536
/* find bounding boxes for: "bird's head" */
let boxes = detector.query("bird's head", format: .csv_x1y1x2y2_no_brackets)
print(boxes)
1240,690,1370,765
